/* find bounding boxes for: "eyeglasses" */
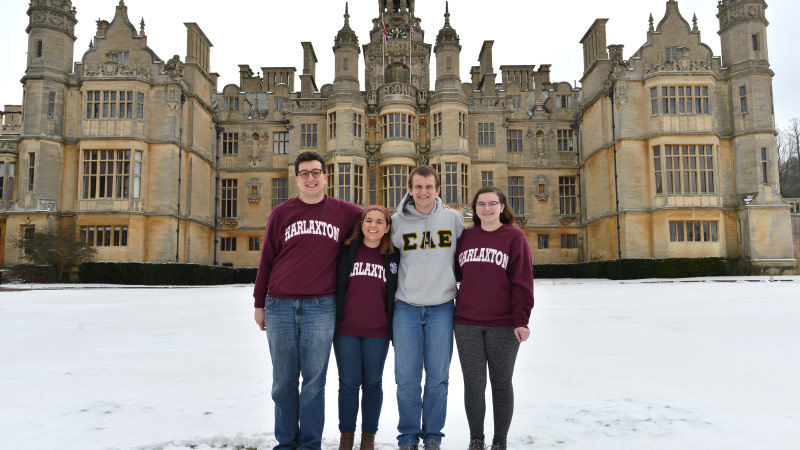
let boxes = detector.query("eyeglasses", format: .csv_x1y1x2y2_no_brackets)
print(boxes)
298,169,324,179
476,201,502,209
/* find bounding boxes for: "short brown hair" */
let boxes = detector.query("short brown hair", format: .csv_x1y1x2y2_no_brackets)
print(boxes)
471,186,515,227
294,151,326,176
408,165,441,190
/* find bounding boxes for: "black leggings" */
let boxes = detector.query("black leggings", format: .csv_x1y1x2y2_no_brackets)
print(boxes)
454,324,520,444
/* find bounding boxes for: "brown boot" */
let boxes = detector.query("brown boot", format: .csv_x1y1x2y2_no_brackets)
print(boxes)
339,432,355,450
360,432,376,450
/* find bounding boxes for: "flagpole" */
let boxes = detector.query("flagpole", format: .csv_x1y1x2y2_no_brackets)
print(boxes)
408,9,413,85
382,12,386,84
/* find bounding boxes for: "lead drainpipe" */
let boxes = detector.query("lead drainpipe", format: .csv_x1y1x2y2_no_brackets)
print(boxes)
176,93,185,262
213,125,224,266
573,118,585,263
608,87,622,260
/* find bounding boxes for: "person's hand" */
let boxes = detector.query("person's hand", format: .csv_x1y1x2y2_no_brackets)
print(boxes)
514,327,530,343
254,308,266,331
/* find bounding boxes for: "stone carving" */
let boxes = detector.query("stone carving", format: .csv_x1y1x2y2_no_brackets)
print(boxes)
38,198,57,211
644,58,712,74
246,178,262,203
469,97,506,111
534,176,550,201
83,64,152,80
165,55,183,79
217,217,239,227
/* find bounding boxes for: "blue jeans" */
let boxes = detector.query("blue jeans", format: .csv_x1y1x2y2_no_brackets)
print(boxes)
333,336,391,434
263,296,336,450
392,300,454,446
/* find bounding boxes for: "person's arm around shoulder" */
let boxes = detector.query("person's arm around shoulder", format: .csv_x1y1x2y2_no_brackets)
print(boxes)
509,227,534,343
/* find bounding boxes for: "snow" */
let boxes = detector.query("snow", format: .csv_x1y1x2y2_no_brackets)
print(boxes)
1,277,799,449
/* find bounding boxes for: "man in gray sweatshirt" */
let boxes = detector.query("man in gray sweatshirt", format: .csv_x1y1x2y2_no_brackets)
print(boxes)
390,165,465,450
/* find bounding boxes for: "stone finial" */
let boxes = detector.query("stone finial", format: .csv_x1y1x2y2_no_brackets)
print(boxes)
692,14,698,32
344,2,350,28
140,18,146,35
445,1,451,27
648,13,654,32
119,0,125,6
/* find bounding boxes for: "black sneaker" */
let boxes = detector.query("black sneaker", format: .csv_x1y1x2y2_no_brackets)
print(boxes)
468,439,486,450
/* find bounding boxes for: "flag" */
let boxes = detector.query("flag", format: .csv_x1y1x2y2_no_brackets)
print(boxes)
381,14,388,45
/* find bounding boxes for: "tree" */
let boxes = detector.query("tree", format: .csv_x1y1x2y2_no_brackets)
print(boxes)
778,119,800,198
14,219,97,281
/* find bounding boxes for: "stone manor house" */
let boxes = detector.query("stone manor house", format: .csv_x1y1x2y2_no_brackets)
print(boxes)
1,0,798,270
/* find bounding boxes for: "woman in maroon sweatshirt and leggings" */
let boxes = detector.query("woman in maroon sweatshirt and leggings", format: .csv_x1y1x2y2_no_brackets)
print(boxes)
455,186,534,450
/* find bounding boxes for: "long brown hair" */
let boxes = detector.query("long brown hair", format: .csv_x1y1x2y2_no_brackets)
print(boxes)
470,186,515,227
344,205,395,254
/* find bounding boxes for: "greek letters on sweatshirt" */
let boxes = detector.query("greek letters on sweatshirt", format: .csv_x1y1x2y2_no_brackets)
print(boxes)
253,196,362,307
455,224,534,328
337,244,390,338
391,193,465,306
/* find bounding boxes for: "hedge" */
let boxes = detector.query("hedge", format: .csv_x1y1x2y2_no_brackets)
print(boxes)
78,262,257,285
533,257,750,280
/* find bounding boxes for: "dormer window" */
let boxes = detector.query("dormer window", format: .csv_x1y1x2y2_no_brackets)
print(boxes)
109,51,129,67
665,47,678,63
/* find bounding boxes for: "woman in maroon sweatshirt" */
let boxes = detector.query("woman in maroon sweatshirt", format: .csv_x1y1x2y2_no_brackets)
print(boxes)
334,205,399,450
455,186,534,450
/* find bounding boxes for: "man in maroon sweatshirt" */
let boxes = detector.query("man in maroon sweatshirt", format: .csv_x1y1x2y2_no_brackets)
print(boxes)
253,151,362,450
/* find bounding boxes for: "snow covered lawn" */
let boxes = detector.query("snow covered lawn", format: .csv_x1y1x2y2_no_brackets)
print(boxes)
1,277,799,450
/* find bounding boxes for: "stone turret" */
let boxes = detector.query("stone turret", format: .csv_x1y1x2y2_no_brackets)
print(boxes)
434,2,461,91
333,3,360,93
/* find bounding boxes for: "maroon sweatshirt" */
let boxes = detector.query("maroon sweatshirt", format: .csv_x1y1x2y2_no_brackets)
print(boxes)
336,244,389,338
253,196,362,308
455,224,534,328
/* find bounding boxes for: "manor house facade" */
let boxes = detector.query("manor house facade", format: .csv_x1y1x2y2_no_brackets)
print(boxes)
1,0,797,270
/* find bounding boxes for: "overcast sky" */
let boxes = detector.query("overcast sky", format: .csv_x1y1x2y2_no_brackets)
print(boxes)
1,0,797,128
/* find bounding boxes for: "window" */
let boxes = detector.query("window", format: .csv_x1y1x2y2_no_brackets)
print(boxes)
382,113,413,139
23,226,35,255
82,150,133,199
461,164,469,204
459,112,467,138
654,86,709,115
221,179,238,218
752,34,760,51
0,161,14,200
329,112,337,138
510,95,522,110
739,86,748,114
383,165,410,209
326,164,335,197
369,168,376,205
432,112,442,138
443,163,457,203
132,151,142,199
48,92,55,119
136,93,144,119
80,226,127,247
665,47,678,63
557,129,574,152
761,147,768,184
654,145,715,195
507,130,522,153
559,176,576,214
36,40,43,58
272,178,288,208
273,132,288,154
110,51,129,67
651,87,658,114
538,234,549,249
222,133,239,155
28,153,35,192
508,176,524,215
354,164,364,205
224,97,239,111
481,171,494,186
669,221,718,242
301,124,318,148
249,237,260,251
561,234,578,249
220,237,237,251
556,94,572,109
478,123,495,147
85,91,141,119
338,163,352,201
353,113,362,138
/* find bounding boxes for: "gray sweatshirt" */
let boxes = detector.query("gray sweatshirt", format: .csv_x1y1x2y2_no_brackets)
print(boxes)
391,193,465,306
